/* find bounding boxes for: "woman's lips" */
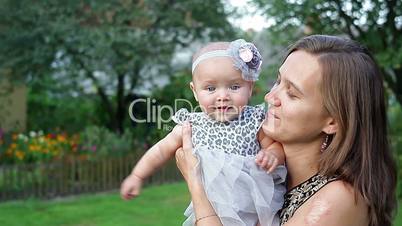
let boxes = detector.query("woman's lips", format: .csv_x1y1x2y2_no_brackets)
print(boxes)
267,110,279,119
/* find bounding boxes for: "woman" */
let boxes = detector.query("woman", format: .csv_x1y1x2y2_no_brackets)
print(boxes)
175,35,397,226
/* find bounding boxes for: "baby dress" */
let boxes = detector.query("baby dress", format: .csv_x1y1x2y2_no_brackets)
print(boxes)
172,105,287,226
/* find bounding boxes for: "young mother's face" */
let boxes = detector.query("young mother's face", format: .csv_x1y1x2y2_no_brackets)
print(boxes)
262,50,330,144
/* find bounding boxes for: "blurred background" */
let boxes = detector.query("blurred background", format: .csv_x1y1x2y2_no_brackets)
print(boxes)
0,0,401,225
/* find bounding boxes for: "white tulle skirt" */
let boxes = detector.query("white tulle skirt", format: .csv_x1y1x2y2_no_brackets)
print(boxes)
182,146,287,226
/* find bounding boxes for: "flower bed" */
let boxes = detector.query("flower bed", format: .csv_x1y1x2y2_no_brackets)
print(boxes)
0,126,137,164
0,130,86,164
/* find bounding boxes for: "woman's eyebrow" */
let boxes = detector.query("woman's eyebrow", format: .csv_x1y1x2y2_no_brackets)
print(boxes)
287,79,304,96
279,71,304,96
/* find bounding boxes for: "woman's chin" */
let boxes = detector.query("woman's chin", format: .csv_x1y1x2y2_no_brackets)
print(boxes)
261,123,280,139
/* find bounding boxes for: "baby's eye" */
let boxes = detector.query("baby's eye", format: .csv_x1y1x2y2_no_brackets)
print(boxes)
230,84,240,90
206,86,216,92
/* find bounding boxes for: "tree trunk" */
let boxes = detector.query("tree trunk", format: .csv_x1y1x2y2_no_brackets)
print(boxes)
115,74,126,135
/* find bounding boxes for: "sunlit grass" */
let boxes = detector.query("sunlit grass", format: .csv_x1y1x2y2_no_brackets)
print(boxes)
0,182,189,226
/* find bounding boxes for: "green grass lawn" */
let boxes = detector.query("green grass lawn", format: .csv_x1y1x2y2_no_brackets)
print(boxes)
0,182,401,226
0,182,190,226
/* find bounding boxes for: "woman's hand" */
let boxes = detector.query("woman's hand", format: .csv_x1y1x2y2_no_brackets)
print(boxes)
175,122,202,187
175,122,222,226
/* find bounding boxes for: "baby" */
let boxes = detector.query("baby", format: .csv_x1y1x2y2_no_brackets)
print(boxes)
121,39,286,226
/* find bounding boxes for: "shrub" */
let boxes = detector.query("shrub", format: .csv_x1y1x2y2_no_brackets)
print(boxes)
78,126,134,158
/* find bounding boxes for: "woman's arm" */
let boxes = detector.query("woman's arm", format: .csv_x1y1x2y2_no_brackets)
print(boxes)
175,122,222,226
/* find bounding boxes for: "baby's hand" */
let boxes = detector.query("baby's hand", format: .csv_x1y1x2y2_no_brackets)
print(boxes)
255,149,280,173
120,174,143,200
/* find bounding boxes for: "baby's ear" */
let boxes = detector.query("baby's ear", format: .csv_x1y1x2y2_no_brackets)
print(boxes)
189,82,198,102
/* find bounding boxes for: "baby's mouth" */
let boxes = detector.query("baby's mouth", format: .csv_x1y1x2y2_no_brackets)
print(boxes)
215,106,232,112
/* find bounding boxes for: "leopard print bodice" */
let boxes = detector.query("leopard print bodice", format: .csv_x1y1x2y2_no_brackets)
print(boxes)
172,105,266,157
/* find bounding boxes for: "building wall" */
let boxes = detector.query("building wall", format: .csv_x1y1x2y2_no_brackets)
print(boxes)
0,80,26,132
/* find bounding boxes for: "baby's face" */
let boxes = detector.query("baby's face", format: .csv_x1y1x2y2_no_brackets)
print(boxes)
191,57,253,122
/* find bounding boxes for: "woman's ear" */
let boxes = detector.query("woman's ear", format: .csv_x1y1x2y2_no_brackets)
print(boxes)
322,117,338,134
190,82,198,102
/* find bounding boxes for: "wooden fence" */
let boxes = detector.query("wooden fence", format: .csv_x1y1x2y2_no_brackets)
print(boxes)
0,153,182,202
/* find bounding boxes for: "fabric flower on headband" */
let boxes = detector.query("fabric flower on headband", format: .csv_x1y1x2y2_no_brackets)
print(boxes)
228,39,262,81
191,39,263,81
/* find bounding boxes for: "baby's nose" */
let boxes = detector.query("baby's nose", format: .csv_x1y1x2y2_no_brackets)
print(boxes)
217,89,229,101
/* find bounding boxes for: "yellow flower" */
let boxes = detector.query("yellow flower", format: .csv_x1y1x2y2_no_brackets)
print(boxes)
15,151,25,160
11,143,17,149
57,135,66,143
29,144,40,152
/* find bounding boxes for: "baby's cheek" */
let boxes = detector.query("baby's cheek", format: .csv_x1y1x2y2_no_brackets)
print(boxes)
304,198,331,226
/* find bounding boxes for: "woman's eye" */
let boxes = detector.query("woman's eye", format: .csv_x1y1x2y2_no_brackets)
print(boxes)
230,85,240,90
287,91,296,98
206,86,215,92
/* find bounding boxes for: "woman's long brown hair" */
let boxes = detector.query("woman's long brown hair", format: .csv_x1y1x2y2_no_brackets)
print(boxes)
286,35,397,226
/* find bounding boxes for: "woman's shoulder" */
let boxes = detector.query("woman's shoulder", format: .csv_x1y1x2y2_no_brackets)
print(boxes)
317,180,367,211
285,180,369,226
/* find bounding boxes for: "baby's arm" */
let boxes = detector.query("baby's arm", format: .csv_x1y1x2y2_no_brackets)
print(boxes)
120,125,183,200
255,128,285,173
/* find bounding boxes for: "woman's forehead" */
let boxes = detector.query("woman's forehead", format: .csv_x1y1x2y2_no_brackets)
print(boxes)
280,51,322,93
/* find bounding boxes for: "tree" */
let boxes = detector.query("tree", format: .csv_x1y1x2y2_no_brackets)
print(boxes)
253,0,402,105
0,0,236,133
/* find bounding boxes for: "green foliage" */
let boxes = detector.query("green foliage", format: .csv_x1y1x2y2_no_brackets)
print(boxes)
79,125,134,157
27,89,101,133
388,96,402,198
0,0,236,133
252,0,402,105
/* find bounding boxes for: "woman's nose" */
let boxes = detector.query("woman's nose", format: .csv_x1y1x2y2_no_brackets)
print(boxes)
264,90,280,107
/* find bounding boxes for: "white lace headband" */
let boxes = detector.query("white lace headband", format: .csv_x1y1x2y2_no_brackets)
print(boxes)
191,39,263,81
191,50,231,73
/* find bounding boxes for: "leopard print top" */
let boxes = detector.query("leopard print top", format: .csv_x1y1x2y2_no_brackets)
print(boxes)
172,105,265,157
279,174,338,225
